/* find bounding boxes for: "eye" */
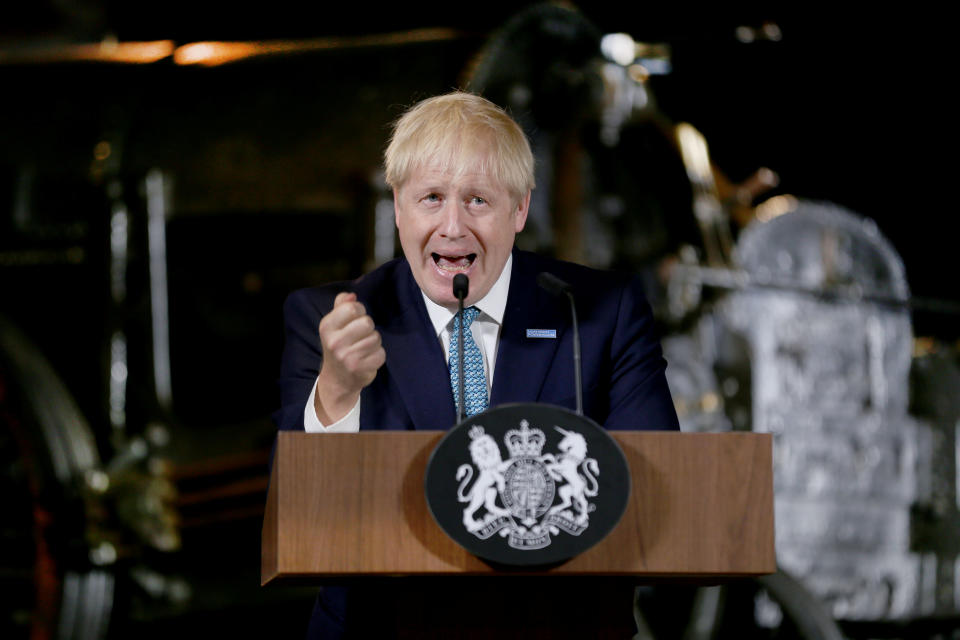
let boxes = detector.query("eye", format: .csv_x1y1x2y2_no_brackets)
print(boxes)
422,193,441,204
470,196,486,206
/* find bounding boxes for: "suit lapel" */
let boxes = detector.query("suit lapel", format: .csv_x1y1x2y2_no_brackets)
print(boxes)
379,265,456,429
490,251,568,406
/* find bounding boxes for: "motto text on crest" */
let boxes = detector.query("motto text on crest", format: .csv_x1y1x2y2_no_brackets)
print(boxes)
455,420,600,550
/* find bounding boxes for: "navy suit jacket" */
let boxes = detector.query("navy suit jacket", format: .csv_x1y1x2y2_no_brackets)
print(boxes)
275,249,678,431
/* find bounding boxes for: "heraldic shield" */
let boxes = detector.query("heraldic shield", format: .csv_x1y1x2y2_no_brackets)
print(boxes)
425,404,632,566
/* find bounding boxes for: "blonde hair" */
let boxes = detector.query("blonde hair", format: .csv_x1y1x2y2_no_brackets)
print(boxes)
384,92,535,199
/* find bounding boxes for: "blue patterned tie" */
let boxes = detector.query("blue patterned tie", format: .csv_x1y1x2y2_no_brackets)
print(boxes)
449,306,488,417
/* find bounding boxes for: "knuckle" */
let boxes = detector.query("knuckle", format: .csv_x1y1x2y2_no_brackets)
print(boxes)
330,341,352,361
318,316,333,334
344,353,362,372
324,333,343,351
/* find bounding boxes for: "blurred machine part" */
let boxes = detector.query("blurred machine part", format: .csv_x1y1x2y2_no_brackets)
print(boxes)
464,2,690,271
729,200,919,621
1,314,186,639
664,199,960,629
1,315,114,639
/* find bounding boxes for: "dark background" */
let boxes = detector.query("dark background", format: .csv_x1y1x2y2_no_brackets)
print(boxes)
2,2,954,427
1,2,955,636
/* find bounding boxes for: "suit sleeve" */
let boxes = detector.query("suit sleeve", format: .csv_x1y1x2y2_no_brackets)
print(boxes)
604,277,680,430
273,288,332,431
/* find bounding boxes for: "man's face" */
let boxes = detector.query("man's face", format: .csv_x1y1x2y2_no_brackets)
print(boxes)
395,164,529,309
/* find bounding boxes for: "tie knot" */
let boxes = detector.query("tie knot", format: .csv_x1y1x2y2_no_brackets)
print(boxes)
461,306,480,326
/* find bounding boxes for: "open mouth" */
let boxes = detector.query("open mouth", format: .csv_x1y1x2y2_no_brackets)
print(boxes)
432,253,476,272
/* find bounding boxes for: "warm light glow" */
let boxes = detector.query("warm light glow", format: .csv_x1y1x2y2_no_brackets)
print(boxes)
763,22,783,42
174,42,262,66
173,28,462,66
627,63,649,83
93,141,112,161
0,40,174,64
1,30,463,67
755,194,799,222
106,41,175,63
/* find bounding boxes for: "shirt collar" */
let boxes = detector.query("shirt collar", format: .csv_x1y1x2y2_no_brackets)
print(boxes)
422,253,512,336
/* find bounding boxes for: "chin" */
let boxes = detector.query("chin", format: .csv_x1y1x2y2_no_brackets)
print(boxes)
430,270,476,297
426,291,459,309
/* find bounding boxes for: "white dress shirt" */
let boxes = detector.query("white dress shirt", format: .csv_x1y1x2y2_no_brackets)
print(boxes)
303,254,513,432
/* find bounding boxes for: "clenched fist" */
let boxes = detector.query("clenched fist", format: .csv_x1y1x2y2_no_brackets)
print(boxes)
314,292,386,424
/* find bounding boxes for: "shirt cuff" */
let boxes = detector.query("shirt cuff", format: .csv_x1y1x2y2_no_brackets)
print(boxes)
303,376,361,433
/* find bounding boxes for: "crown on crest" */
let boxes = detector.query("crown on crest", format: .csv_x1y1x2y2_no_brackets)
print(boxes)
468,425,486,440
504,420,546,458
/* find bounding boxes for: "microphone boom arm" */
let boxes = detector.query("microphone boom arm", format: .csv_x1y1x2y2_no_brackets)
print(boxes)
537,272,584,416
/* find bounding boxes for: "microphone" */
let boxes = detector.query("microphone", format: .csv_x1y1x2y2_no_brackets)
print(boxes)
452,273,469,301
452,274,469,424
537,272,583,416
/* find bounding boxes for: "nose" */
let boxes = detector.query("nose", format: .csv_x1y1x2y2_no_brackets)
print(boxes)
438,200,466,239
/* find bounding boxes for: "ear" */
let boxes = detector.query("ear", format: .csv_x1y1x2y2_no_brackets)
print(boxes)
513,191,531,232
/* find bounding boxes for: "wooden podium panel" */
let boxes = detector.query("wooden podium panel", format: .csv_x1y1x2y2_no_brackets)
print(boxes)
262,431,774,585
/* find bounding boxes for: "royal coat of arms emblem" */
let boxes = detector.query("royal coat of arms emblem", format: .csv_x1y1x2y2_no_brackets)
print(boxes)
425,403,630,566
456,420,600,550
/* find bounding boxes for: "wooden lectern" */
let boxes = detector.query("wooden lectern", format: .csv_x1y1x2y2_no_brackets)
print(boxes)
262,431,774,583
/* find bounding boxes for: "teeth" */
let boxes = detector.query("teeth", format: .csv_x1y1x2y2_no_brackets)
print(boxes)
434,253,475,272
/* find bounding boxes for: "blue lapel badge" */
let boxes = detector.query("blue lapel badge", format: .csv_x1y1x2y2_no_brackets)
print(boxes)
526,328,557,339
